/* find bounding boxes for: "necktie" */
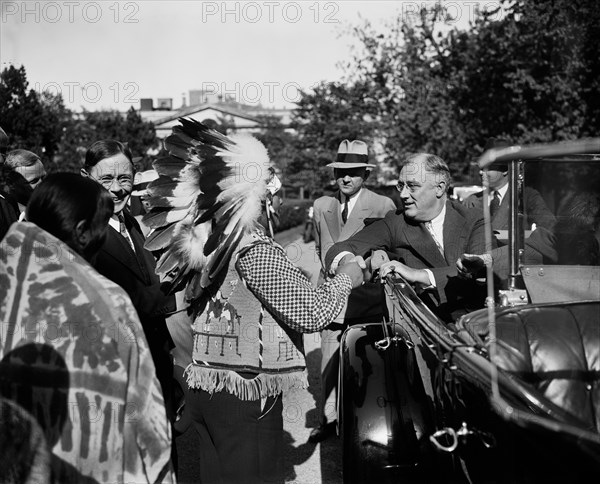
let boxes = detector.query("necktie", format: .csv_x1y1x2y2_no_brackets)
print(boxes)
341,198,349,224
118,213,136,252
425,221,445,258
489,190,501,217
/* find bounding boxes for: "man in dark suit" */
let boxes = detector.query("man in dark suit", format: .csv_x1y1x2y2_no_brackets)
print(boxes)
82,140,176,420
326,153,488,321
462,138,556,234
310,140,395,443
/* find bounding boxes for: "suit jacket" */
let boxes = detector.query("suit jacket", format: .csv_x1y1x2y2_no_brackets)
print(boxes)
93,212,176,382
0,192,19,241
463,186,555,231
313,189,396,324
325,200,487,321
313,188,396,282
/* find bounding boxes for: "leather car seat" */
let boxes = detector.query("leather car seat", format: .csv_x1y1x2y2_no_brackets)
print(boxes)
461,302,600,431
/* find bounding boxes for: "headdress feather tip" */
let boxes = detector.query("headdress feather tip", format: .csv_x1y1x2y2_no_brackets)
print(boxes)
143,118,275,301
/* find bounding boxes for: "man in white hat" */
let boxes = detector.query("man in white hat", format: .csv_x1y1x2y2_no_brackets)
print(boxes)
309,139,395,443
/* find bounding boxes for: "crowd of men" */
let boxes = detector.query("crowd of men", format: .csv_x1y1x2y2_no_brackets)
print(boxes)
1,122,598,484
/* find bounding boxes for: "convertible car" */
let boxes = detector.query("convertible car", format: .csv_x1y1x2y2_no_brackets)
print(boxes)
339,139,600,483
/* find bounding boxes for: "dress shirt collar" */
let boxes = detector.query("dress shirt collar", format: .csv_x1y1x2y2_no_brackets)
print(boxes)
108,215,120,232
493,183,509,204
341,188,363,216
428,202,446,248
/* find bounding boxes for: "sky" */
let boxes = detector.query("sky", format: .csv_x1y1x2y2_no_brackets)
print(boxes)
1,1,492,111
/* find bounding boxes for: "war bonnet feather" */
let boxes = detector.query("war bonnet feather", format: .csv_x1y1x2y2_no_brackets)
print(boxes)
143,118,275,303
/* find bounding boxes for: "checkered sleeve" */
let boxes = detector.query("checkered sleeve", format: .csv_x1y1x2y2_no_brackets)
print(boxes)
236,241,353,333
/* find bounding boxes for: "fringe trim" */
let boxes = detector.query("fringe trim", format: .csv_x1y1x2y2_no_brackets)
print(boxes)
185,363,308,400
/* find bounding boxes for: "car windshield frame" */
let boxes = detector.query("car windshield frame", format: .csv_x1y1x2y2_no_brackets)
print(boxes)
477,138,600,292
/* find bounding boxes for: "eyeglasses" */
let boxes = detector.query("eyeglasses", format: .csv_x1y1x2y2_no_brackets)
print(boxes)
86,172,133,189
396,181,421,193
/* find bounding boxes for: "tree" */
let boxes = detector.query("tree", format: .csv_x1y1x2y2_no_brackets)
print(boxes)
0,65,70,164
292,0,600,184
289,81,384,197
446,0,600,146
56,107,159,172
348,7,471,178
291,6,473,183
443,0,600,192
0,65,159,173
254,115,295,168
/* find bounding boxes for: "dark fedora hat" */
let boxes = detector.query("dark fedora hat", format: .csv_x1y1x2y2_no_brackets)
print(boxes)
327,139,376,169
484,137,511,171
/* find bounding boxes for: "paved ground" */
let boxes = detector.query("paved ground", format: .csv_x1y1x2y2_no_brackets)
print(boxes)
175,226,344,484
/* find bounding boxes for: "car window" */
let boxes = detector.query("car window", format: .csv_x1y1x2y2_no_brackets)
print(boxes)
523,157,600,266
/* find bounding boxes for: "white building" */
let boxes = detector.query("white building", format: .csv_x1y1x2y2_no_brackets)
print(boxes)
139,91,292,138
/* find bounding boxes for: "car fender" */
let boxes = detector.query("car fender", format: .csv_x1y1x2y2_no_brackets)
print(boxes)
338,322,434,482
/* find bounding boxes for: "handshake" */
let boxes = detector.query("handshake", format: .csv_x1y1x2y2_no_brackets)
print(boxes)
334,250,426,288
333,251,496,290
335,251,432,288
334,255,372,288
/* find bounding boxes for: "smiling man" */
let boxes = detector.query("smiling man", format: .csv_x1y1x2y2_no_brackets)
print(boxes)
326,153,488,322
81,139,176,429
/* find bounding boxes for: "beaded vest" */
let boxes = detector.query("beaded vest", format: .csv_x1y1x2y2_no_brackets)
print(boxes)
186,232,307,400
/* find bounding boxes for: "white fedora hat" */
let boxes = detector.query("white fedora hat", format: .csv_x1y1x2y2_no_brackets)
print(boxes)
327,139,376,169
133,169,159,186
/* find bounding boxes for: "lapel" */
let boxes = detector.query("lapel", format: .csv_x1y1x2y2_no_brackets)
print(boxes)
322,194,343,242
125,213,151,281
442,201,468,264
402,218,447,267
401,201,467,268
492,195,509,230
339,189,370,239
102,215,149,282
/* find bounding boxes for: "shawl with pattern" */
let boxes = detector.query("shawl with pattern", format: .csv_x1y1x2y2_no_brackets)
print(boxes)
0,222,174,484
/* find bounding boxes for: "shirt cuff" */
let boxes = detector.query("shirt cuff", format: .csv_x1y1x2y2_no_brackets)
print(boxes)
422,268,436,288
329,251,354,274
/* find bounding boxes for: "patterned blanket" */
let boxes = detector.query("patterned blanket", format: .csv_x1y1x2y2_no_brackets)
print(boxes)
0,222,174,483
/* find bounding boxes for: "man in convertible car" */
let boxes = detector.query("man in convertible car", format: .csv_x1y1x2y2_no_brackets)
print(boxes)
457,190,600,281
326,152,489,322
462,138,556,236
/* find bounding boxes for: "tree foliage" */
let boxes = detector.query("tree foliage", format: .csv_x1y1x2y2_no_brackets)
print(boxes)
289,81,383,197
290,0,600,187
56,107,159,172
447,0,600,148
0,65,70,165
1,65,159,173
4,0,599,193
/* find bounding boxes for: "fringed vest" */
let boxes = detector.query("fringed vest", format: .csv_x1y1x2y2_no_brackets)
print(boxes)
186,232,307,400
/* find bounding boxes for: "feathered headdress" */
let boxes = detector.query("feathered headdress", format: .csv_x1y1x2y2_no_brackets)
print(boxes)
142,118,276,303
